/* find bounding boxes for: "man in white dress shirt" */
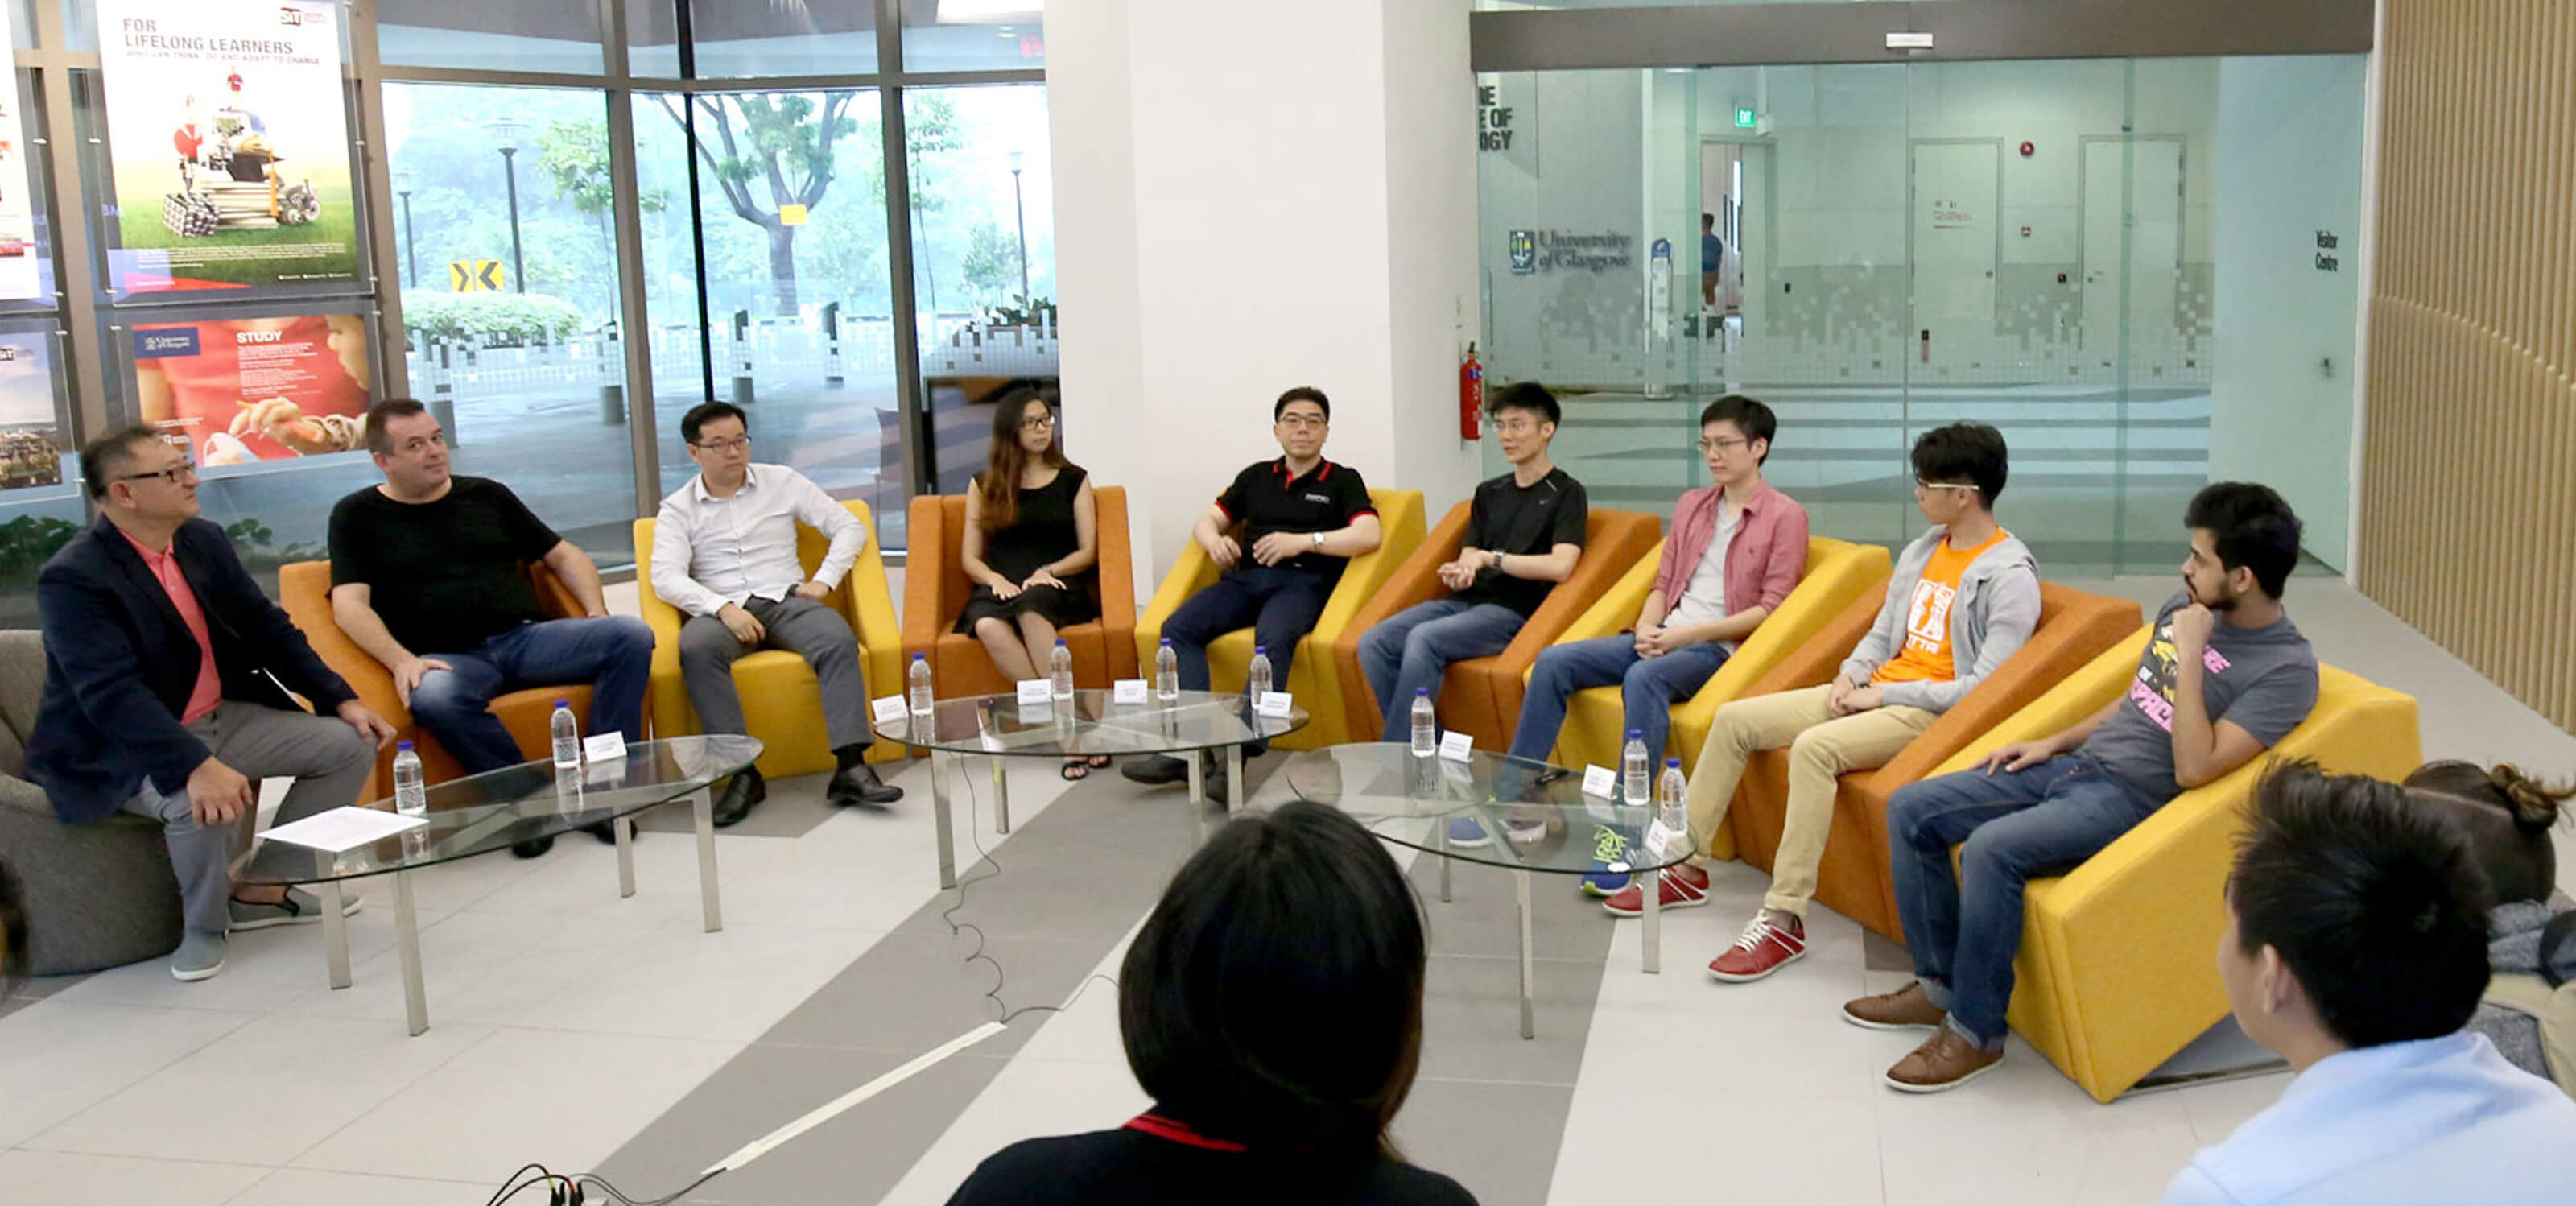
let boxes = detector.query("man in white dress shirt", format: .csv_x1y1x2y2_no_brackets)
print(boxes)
652,401,901,824
2161,762,2576,1205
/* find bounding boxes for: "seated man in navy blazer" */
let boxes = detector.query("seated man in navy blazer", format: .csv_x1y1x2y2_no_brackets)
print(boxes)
29,427,394,983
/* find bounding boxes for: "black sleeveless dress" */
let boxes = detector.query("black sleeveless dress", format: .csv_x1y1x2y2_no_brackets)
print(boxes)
954,465,1103,633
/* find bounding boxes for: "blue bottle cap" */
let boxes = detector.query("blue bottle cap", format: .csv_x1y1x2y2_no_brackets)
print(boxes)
1415,687,1430,696
1160,637,1173,646
1628,729,1643,739
398,741,414,752
1666,757,1682,768
555,698,572,708
1254,645,1266,655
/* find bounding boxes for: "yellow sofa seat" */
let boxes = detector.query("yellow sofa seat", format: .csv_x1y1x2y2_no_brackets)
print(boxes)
1930,627,2422,1101
1540,535,1890,860
1134,489,1426,751
633,501,906,778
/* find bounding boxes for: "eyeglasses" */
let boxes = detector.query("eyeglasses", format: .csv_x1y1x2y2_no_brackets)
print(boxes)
1276,414,1327,431
1698,436,1750,454
692,436,751,453
1492,418,1543,436
1019,413,1057,432
115,460,198,485
1914,479,1979,494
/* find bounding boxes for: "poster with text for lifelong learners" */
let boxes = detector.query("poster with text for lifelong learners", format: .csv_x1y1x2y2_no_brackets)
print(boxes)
0,14,43,303
96,0,360,296
134,313,372,465
0,331,63,489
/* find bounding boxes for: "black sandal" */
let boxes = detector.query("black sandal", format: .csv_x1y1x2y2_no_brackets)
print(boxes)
1061,758,1091,781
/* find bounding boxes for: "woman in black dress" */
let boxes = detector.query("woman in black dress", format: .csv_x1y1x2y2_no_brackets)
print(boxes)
956,388,1104,777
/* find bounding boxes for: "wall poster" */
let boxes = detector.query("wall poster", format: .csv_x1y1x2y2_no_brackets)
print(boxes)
0,330,62,489
133,313,372,465
0,10,41,303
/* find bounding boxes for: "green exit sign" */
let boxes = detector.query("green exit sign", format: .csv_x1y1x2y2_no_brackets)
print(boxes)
1735,107,1757,129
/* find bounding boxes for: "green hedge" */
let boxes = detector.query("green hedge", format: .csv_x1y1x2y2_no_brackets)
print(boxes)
401,292,589,345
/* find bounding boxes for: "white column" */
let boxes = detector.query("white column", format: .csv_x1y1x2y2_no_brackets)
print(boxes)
1048,0,1486,597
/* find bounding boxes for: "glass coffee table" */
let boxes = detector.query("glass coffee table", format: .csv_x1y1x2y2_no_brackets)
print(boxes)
873,689,1309,889
237,735,763,1036
1267,743,1695,1039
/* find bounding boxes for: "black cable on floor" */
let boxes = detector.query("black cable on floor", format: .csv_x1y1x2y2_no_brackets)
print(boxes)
941,764,1120,1023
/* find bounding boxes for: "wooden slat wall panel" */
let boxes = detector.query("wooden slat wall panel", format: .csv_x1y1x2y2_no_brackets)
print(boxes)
2359,0,2576,732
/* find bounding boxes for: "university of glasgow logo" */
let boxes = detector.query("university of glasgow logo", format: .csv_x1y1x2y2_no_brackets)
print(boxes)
1508,230,1537,275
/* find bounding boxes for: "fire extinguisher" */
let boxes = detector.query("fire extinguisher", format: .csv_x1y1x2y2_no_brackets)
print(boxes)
1459,342,1484,440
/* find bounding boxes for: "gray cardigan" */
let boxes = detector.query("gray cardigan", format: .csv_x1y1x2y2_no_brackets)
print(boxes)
1836,526,2042,714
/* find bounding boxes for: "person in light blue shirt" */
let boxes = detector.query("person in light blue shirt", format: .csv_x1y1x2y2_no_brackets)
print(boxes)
2161,763,2576,1206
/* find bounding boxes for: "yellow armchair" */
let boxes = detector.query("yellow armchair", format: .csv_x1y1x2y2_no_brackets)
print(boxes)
1540,535,1890,858
1929,628,2422,1101
1135,489,1427,750
633,501,906,778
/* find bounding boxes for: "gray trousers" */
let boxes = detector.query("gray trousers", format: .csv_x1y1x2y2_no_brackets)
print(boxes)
679,595,871,753
119,701,376,935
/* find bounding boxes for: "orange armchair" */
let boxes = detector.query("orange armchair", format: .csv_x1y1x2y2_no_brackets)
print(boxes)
902,485,1137,699
1721,581,2143,939
278,560,601,801
1331,501,1662,750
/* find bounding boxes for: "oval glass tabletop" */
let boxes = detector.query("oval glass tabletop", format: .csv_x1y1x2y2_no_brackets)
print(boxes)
237,735,764,886
870,688,1308,758
1269,743,1695,876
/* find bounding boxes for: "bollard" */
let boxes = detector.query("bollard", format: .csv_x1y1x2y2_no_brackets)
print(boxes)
600,383,626,425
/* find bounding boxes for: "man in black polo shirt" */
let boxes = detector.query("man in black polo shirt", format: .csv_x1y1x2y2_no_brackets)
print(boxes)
1124,387,1381,803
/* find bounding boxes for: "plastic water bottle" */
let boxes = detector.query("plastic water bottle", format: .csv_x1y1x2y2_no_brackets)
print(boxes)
1247,644,1273,700
1623,729,1651,807
1049,638,1075,704
1656,757,1689,856
391,741,426,819
907,653,935,729
551,698,580,769
1410,688,1437,758
1154,638,1179,702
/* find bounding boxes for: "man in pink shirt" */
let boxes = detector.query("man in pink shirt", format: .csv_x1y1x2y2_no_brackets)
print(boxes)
29,427,394,982
1498,396,1808,874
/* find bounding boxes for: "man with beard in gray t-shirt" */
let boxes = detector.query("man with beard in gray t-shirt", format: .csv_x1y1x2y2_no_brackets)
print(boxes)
1848,483,2321,1094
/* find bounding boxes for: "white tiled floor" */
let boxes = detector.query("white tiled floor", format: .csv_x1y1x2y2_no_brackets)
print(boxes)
2,576,2567,1204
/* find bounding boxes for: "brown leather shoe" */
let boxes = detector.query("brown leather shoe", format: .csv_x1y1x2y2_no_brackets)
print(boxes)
1883,1027,2004,1093
1842,981,1946,1031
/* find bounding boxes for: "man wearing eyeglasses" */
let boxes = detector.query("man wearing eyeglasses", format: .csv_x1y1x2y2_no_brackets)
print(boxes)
28,427,394,981
1121,387,1381,804
650,401,902,824
1505,394,1806,861
326,399,655,857
1608,423,2038,990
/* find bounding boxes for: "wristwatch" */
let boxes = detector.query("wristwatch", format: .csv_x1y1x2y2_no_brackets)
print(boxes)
1310,531,1324,551
1488,551,1504,571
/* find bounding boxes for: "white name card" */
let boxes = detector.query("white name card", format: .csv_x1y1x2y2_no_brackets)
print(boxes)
581,731,627,764
871,695,907,725
1256,691,1294,718
1113,679,1148,704
1437,730,1476,762
1643,819,1686,861
1015,679,1052,706
1581,765,1618,799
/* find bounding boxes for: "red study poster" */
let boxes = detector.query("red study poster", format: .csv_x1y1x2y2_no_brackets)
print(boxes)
134,313,371,464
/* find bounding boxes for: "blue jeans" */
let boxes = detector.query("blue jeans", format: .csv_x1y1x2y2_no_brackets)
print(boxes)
1359,599,1525,741
1506,634,1728,764
1885,754,2159,1049
1161,567,1333,692
411,617,656,774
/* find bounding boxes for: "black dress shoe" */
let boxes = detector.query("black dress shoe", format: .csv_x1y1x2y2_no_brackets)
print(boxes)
584,820,627,844
828,762,903,807
1121,754,1191,786
511,836,555,858
712,766,766,828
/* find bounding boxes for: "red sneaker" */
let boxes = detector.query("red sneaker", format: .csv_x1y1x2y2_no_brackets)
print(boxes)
1600,865,1709,917
1707,911,1806,982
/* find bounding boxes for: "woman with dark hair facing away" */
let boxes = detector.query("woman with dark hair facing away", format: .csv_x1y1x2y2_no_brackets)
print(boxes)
944,801,1478,1205
956,388,1105,779
2406,760,2576,1092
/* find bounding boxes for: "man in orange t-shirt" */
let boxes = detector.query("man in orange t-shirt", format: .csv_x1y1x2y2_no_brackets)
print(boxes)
1605,424,2041,988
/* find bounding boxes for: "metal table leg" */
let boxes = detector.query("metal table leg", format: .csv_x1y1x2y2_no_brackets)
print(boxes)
692,787,723,933
1187,750,1205,806
613,813,636,898
932,751,957,890
394,869,428,1036
1516,869,1535,1040
1439,823,1454,904
1641,865,1662,974
1225,745,1244,813
992,754,1011,834
319,879,351,990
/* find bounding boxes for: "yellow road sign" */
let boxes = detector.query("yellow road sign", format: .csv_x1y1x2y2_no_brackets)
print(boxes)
779,204,809,227
450,259,504,292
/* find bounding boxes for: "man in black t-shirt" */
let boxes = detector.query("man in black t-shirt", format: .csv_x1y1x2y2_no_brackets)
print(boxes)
327,400,654,856
1123,388,1382,801
1357,382,1587,742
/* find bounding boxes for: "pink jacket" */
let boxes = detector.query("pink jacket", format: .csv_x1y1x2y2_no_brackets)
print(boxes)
1650,481,1808,619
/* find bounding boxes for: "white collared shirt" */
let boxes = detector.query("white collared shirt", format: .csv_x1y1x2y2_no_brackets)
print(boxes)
650,464,863,617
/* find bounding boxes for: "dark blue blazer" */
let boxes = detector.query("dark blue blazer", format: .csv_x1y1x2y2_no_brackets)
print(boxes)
28,514,357,824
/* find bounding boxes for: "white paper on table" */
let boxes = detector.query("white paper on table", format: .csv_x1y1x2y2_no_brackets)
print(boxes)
871,695,907,725
1437,730,1476,762
261,807,427,853
1642,818,1686,861
1581,765,1618,799
1014,679,1052,706
1256,691,1294,718
583,731,628,764
1113,679,1148,704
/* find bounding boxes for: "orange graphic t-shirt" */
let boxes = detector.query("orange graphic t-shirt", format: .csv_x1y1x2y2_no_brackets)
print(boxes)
1872,528,2011,685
